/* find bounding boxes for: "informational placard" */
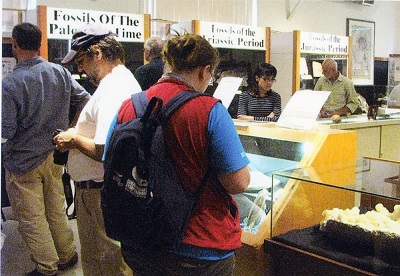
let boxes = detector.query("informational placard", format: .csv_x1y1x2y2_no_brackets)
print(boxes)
276,90,331,130
196,21,266,50
212,77,243,109
300,32,348,55
46,7,145,42
170,21,266,50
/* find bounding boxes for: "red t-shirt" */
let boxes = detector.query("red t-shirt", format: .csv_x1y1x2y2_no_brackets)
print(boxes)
117,77,242,250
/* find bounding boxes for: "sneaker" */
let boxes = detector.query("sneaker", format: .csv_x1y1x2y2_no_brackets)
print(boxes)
26,268,57,275
57,251,78,270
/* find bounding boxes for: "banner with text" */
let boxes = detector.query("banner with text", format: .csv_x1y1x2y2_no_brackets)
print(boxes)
199,21,266,50
300,32,348,55
47,7,145,42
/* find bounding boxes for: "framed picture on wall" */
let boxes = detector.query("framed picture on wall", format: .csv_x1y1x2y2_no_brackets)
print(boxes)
346,18,375,85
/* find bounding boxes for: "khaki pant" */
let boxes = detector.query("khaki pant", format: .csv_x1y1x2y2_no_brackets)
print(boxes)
75,187,133,276
6,152,76,275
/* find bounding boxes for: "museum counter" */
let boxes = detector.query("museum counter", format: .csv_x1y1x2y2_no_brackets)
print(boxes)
232,120,399,276
232,121,357,248
317,110,400,161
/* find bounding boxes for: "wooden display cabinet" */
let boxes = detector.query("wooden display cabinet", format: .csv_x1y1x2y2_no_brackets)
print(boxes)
233,121,357,249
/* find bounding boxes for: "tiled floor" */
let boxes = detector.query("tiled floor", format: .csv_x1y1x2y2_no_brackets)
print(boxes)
1,207,83,276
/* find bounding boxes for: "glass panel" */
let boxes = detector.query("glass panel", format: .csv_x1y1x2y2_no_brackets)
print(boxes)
269,157,400,274
237,134,305,234
273,159,400,200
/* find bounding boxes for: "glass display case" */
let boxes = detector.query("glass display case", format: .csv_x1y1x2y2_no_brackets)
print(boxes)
236,134,304,234
233,121,357,249
265,157,400,275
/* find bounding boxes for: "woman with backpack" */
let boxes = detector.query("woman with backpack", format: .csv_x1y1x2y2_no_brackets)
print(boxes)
106,33,251,276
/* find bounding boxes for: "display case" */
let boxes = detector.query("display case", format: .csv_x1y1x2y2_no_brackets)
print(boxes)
265,157,400,276
233,121,357,249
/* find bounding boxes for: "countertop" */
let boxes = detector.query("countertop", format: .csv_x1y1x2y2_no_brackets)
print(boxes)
317,109,400,130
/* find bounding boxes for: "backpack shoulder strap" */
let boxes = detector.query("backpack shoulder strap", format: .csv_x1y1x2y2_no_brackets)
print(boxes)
158,90,213,196
159,90,210,125
131,91,148,118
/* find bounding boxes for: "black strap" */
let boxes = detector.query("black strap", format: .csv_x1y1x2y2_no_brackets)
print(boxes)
141,97,163,125
130,90,212,197
159,91,212,198
62,167,76,220
193,168,211,200
158,91,208,125
131,90,210,122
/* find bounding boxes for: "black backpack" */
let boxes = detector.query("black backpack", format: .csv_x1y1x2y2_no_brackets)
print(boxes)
101,90,211,249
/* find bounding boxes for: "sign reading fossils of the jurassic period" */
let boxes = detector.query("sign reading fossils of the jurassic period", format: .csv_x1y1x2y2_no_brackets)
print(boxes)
300,32,349,55
198,21,266,50
46,7,145,42
170,21,266,50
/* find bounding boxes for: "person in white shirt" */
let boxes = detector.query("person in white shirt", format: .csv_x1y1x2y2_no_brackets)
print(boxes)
53,24,141,276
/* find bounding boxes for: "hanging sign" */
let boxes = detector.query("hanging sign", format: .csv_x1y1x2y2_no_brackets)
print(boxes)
47,7,144,42
300,32,348,55
199,21,266,50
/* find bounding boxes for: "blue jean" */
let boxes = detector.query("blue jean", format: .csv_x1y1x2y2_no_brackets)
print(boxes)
121,244,235,276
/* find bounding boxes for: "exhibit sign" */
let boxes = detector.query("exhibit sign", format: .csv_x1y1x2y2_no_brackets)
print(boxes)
199,21,266,50
300,32,349,55
46,7,145,42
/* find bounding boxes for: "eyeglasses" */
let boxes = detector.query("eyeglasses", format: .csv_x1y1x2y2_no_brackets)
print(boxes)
260,76,276,83
75,51,87,66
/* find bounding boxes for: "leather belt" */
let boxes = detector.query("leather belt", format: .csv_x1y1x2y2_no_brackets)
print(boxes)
75,180,104,189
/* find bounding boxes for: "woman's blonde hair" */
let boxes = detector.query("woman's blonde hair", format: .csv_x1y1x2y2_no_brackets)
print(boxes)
162,33,220,74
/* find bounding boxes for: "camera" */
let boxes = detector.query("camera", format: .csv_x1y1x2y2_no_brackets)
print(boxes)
52,129,64,145
52,129,69,165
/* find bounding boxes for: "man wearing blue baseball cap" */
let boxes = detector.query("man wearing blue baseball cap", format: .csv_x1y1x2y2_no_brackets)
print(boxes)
54,23,141,276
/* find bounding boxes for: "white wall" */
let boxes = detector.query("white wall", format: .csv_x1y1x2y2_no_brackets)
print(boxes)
36,0,142,14
36,0,254,24
256,0,400,58
31,0,400,58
